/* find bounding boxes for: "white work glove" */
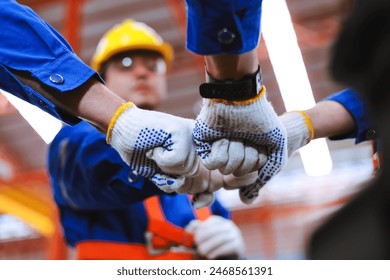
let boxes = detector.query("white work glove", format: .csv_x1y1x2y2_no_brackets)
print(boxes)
239,110,314,203
185,215,245,260
279,110,314,156
107,102,199,191
193,86,287,204
176,162,259,209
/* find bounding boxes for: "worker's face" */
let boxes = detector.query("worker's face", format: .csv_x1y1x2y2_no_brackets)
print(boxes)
103,51,168,110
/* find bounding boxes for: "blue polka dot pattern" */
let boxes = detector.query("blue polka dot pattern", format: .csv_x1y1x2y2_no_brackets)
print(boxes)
194,120,285,167
194,119,287,202
129,128,172,177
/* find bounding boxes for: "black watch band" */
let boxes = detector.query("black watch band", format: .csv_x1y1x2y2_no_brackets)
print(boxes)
199,65,262,101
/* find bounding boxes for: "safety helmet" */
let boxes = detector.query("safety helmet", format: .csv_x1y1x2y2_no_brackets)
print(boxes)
91,19,173,73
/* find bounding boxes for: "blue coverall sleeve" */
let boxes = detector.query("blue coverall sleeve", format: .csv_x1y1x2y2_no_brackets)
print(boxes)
0,1,102,124
325,88,373,144
185,0,262,55
48,122,165,210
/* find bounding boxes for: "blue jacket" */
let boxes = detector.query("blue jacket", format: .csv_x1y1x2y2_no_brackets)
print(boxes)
48,121,229,247
185,0,263,55
0,0,100,124
325,88,373,144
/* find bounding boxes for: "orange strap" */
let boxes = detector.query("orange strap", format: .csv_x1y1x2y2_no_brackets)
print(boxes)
76,241,193,260
194,202,212,221
144,195,212,249
187,193,212,221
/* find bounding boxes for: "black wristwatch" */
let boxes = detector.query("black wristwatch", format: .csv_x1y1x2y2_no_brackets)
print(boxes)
199,65,262,101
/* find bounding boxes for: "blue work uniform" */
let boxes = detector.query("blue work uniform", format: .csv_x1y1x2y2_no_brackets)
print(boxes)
326,88,380,171
0,0,101,124
48,121,229,259
325,88,374,143
185,0,263,55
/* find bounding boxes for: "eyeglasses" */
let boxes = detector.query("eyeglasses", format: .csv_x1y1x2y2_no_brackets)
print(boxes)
109,55,167,74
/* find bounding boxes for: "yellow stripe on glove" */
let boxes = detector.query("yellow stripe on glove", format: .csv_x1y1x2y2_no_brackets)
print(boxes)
106,102,134,143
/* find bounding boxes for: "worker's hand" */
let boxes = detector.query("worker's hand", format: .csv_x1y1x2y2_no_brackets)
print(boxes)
176,162,259,209
228,110,315,204
107,102,199,192
279,110,314,156
185,215,245,260
176,163,220,209
193,86,288,204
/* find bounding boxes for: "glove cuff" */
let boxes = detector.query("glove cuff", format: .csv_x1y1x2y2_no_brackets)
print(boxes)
280,110,314,156
199,86,274,130
106,102,134,144
208,85,266,106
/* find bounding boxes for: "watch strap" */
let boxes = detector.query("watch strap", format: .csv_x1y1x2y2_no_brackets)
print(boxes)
199,65,262,101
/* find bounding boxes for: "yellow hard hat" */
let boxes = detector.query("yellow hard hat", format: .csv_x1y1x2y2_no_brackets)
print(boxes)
91,19,173,73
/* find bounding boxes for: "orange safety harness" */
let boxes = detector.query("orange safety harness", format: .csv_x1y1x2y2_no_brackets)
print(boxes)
76,195,211,260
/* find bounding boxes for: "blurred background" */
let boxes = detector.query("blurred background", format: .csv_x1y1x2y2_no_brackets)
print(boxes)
0,0,373,260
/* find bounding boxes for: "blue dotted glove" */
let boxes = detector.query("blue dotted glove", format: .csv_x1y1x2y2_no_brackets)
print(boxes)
193,87,288,204
107,103,199,192
239,111,314,203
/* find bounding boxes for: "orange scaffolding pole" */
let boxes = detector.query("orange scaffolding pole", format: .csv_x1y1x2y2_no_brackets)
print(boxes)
25,0,86,54
165,0,205,70
64,0,85,54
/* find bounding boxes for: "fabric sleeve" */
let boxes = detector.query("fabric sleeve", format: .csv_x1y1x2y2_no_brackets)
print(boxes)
325,88,373,144
185,0,262,55
0,1,100,92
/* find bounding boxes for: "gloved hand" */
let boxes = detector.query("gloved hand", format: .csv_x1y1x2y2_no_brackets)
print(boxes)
185,215,245,260
107,102,199,192
238,110,314,203
176,162,259,209
279,110,314,156
193,86,287,204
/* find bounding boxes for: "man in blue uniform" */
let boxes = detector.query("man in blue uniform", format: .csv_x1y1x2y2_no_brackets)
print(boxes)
0,0,204,191
48,19,247,260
